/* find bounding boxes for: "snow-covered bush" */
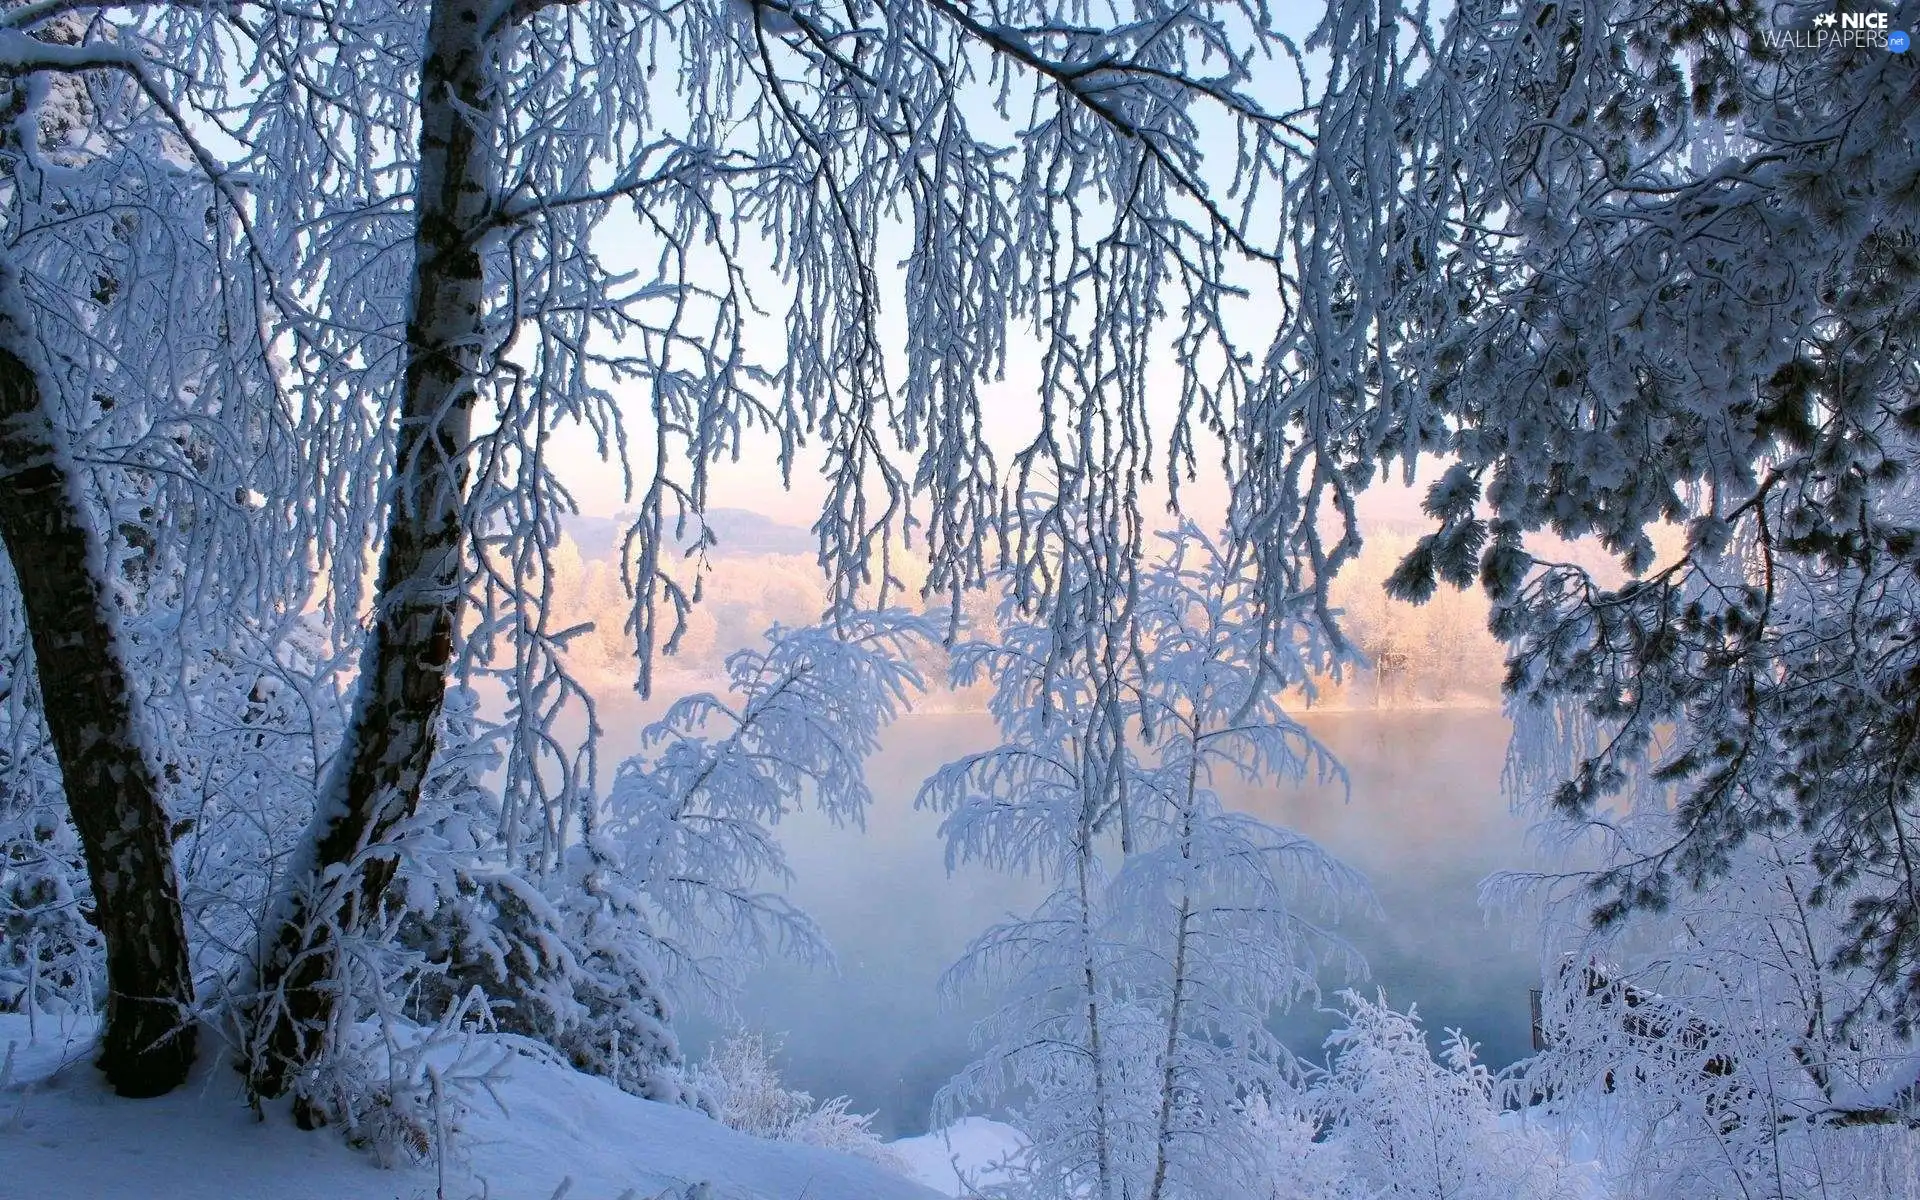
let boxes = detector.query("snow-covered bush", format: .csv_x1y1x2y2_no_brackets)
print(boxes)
400,615,931,1110
0,658,97,1015
1507,782,1920,1200
403,858,702,1108
1310,992,1581,1200
1238,1093,1350,1200
692,1031,909,1174
286,990,515,1171
393,683,700,1108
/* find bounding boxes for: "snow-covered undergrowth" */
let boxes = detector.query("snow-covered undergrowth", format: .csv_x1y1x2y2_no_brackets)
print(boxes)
1299,992,1600,1200
693,1031,909,1174
887,992,1607,1200
0,1015,941,1200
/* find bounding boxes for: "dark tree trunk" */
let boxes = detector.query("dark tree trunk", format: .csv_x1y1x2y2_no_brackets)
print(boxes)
0,333,197,1099
248,0,492,1103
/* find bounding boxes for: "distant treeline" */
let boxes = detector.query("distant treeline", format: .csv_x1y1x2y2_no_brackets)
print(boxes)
546,519,1543,712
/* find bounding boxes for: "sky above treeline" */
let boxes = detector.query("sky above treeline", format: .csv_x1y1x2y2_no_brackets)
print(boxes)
551,406,1441,532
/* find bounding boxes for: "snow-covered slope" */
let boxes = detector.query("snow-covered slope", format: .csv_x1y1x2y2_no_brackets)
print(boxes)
889,1117,1027,1198
0,1016,943,1200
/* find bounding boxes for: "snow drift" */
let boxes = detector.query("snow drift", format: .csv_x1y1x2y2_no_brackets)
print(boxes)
0,1016,942,1200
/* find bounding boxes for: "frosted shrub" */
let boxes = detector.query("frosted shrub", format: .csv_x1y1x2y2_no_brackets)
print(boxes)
1311,992,1581,1200
692,1032,909,1174
0,767,99,1015
1239,1093,1349,1200
1510,811,1920,1200
403,616,930,1115
288,983,510,1170
403,860,701,1108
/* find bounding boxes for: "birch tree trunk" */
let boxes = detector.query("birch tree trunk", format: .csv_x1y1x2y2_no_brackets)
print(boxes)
249,0,492,1101
1146,740,1200,1200
1076,826,1116,1200
0,275,197,1098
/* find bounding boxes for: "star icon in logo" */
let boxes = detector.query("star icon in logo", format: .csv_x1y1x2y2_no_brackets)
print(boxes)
1813,9,1837,25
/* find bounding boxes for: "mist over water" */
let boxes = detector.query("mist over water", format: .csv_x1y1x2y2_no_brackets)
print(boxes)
668,707,1537,1139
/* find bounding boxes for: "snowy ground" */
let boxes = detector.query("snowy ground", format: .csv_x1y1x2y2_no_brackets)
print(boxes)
0,1015,948,1200
889,1117,1028,1197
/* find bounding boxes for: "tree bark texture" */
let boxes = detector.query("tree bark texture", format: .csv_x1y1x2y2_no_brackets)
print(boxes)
250,0,492,1101
0,329,197,1098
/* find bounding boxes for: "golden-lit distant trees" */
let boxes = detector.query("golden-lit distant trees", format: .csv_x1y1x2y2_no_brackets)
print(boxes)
548,537,832,684
549,524,1523,712
1322,530,1503,709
